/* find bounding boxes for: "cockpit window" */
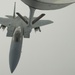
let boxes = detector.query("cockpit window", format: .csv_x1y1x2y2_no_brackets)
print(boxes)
14,31,21,42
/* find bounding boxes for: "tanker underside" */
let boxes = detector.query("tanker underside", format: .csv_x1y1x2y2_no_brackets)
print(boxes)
21,0,72,10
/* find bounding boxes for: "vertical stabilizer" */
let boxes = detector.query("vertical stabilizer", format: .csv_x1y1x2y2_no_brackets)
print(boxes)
13,2,16,18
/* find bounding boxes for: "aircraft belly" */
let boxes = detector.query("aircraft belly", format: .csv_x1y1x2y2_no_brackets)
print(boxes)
9,37,23,73
9,27,23,73
21,0,73,10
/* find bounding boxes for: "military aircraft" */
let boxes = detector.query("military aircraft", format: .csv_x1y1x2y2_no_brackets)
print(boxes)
0,0,75,73
0,2,53,73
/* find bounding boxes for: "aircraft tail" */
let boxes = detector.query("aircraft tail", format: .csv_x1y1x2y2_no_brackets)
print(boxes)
13,2,16,18
5,2,16,18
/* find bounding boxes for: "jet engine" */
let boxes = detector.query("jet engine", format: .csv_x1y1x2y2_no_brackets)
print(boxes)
0,25,6,30
34,27,41,32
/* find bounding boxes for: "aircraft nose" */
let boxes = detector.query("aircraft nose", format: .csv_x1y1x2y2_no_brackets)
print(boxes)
10,65,15,73
9,49,21,73
9,42,22,73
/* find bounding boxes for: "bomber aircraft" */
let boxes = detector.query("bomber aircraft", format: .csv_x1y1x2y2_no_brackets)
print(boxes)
0,0,75,73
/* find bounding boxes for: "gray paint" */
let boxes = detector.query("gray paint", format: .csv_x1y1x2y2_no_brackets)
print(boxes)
21,0,74,10
37,0,75,3
9,26,23,73
0,2,52,73
0,0,75,74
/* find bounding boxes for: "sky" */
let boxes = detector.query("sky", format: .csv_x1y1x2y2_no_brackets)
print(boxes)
0,0,75,75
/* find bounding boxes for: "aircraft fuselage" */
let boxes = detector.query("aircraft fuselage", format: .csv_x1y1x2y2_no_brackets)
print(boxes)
9,26,23,73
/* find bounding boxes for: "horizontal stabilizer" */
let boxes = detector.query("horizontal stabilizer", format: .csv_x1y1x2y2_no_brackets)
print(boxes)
6,15,13,18
32,20,53,28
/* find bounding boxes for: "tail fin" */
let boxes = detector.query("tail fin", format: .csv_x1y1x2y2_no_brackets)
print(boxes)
6,2,16,18
13,2,16,18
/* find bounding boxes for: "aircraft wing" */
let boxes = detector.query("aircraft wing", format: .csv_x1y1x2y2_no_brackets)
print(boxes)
0,17,12,26
32,20,53,28
23,16,53,28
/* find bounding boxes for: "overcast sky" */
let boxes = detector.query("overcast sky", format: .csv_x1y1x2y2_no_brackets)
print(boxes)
0,0,75,75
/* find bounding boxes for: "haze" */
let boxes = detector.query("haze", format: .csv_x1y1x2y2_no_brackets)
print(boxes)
0,0,75,75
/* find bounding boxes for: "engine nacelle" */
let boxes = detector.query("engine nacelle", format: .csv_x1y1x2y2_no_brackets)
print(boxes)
34,27,41,32
0,25,6,30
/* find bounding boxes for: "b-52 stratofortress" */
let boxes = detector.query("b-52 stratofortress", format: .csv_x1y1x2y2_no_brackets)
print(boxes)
0,0,75,73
